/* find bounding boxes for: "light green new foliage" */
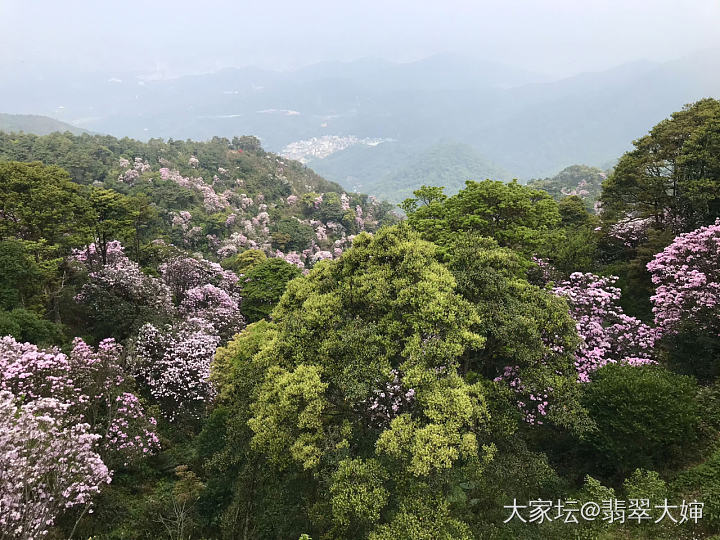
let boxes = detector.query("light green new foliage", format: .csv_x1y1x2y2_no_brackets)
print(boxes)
368,497,474,540
623,469,668,502
376,374,493,476
330,458,389,527
248,364,329,470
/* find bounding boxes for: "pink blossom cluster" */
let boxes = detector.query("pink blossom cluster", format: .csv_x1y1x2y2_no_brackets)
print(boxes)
0,391,112,538
0,336,160,465
105,392,160,467
355,205,365,229
0,337,78,401
216,232,249,258
239,194,254,209
159,167,230,211
553,272,657,382
647,219,720,337
132,321,220,421
118,168,140,184
494,366,551,425
608,217,653,248
133,157,151,173
71,240,127,268
159,255,239,302
560,179,590,198
75,245,174,317
340,193,350,211
179,284,245,339
363,369,415,427
530,255,561,285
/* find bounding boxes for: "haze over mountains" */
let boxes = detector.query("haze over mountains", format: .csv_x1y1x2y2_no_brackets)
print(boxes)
3,49,719,201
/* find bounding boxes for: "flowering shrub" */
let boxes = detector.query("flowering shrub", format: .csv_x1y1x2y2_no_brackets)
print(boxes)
0,391,112,538
105,392,160,466
179,284,245,340
647,219,720,337
159,256,239,302
553,272,657,382
0,336,160,467
73,243,173,312
132,320,220,421
0,336,77,401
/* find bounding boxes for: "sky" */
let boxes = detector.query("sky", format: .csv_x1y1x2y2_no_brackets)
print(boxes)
2,0,720,79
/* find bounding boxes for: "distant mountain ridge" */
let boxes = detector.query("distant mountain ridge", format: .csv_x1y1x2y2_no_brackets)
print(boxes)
2,50,719,200
310,141,509,203
0,113,88,135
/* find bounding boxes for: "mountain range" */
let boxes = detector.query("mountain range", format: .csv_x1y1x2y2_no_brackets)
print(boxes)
2,50,719,201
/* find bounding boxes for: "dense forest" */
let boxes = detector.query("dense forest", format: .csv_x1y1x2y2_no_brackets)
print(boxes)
1,98,720,539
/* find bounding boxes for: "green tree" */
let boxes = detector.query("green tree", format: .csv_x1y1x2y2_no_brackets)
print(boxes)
209,226,494,539
240,258,302,323
271,218,314,252
0,161,91,250
222,249,268,275
601,98,720,233
402,180,561,254
582,364,700,478
88,187,138,265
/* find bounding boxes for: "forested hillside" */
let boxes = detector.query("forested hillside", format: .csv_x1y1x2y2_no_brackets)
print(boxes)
527,164,607,210
0,112,88,135
2,99,720,540
311,141,510,203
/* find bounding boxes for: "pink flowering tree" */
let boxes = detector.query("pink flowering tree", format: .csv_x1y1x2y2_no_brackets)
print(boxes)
647,219,720,378
132,320,220,422
159,256,239,303
0,391,112,539
179,284,245,340
0,336,160,468
553,272,657,382
647,219,720,337
73,242,174,340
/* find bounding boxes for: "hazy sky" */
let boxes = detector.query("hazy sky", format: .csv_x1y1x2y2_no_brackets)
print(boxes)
2,0,719,78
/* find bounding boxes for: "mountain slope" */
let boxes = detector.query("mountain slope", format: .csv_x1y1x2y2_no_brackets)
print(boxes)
0,113,88,135
311,141,509,203
2,50,719,191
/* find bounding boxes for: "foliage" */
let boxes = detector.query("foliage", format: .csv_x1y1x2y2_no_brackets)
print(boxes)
402,180,561,253
240,257,302,323
601,98,720,234
581,364,700,477
527,164,606,210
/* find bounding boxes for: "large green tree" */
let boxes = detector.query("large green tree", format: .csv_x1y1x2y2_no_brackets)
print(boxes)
601,98,720,233
0,161,92,250
401,180,561,254
208,226,496,539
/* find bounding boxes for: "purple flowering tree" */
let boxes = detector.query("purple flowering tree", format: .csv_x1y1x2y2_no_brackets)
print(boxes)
179,284,245,340
132,320,220,422
0,391,112,539
0,336,160,467
553,272,657,382
647,219,720,338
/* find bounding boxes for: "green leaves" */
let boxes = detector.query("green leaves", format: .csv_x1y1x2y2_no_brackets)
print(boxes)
248,364,329,470
403,180,561,254
376,375,492,477
601,98,720,234
330,458,389,528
